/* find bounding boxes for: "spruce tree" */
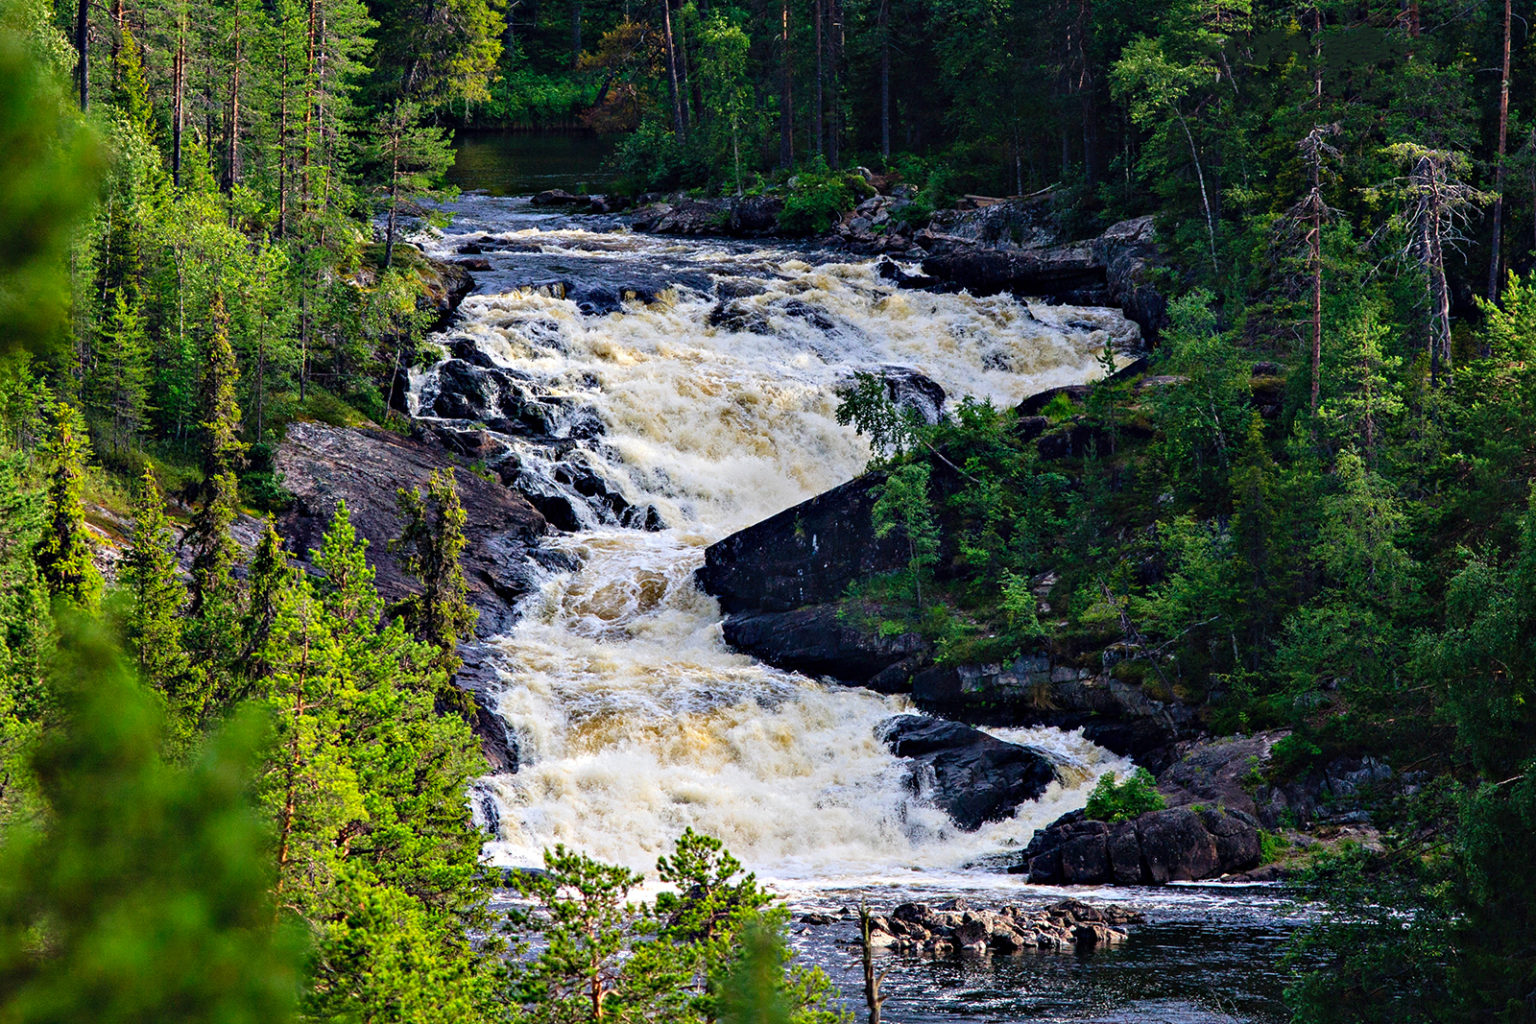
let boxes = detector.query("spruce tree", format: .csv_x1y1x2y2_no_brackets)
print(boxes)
183,293,247,723
119,466,188,693
243,519,292,662
33,400,100,610
391,469,476,694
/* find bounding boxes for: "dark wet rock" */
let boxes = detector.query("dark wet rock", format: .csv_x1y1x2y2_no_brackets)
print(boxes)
875,256,946,291
273,421,548,638
864,898,1141,956
585,194,631,214
698,472,906,615
456,643,520,774
425,359,604,441
912,215,1165,342
707,299,773,335
1016,806,1260,885
909,657,1200,759
877,715,1058,831
869,367,946,425
723,606,929,686
456,256,493,271
531,188,587,207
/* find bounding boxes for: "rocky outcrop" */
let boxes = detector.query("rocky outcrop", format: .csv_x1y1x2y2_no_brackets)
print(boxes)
914,215,1166,341
1157,731,1392,829
697,472,906,615
910,656,1200,759
877,715,1058,831
722,606,928,687
1016,806,1261,885
274,421,552,638
857,898,1142,956
630,195,785,236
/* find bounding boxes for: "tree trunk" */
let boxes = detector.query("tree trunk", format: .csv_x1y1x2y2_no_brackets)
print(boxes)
1174,108,1219,275
571,0,581,65
384,137,400,270
878,0,889,160
1487,0,1512,301
814,0,823,155
226,0,243,191
827,0,841,169
76,0,89,110
779,0,793,167
661,0,685,138
172,12,184,185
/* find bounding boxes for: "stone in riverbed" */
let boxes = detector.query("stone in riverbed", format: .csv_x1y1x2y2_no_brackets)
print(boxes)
876,715,1058,831
864,899,1141,957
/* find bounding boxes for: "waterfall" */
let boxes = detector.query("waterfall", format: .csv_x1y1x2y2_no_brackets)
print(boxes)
412,195,1138,881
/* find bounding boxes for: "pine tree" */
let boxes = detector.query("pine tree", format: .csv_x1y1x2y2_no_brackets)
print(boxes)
391,469,477,689
314,499,382,628
33,400,101,610
119,466,189,693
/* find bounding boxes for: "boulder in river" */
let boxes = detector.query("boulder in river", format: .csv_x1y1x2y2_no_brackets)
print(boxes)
1016,806,1261,885
877,715,1058,831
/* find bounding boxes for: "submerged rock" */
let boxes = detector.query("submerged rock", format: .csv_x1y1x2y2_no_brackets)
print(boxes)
877,715,1058,831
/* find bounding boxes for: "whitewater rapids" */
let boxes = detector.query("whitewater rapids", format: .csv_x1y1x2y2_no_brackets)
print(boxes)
412,196,1138,881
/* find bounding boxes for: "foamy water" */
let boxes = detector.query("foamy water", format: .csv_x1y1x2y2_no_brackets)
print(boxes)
412,198,1138,881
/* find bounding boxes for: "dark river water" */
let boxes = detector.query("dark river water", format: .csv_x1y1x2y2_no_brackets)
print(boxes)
448,131,616,195
780,882,1304,1024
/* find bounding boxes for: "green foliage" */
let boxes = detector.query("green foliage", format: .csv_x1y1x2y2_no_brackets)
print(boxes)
1084,767,1166,824
0,620,304,1024
33,400,101,610
118,467,188,693
0,0,103,359
511,834,844,1024
777,164,858,236
392,468,478,695
872,462,939,612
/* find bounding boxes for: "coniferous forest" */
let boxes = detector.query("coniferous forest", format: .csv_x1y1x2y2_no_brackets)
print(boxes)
7,0,1536,1020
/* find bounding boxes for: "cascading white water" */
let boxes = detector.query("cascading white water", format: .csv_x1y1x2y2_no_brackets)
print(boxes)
413,197,1138,881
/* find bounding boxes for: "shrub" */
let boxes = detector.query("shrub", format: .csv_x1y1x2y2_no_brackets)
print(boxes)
1084,767,1166,823
777,162,858,235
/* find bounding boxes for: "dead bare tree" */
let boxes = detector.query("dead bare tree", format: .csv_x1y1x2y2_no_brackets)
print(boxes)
858,903,887,1024
1285,124,1341,413
1377,144,1489,386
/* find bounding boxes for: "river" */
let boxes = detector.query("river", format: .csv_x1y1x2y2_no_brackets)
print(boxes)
409,179,1302,1022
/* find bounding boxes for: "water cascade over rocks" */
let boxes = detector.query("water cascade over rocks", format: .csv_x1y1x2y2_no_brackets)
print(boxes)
409,194,1141,880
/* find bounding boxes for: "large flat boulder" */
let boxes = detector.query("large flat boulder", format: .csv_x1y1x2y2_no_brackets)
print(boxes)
877,715,1058,831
